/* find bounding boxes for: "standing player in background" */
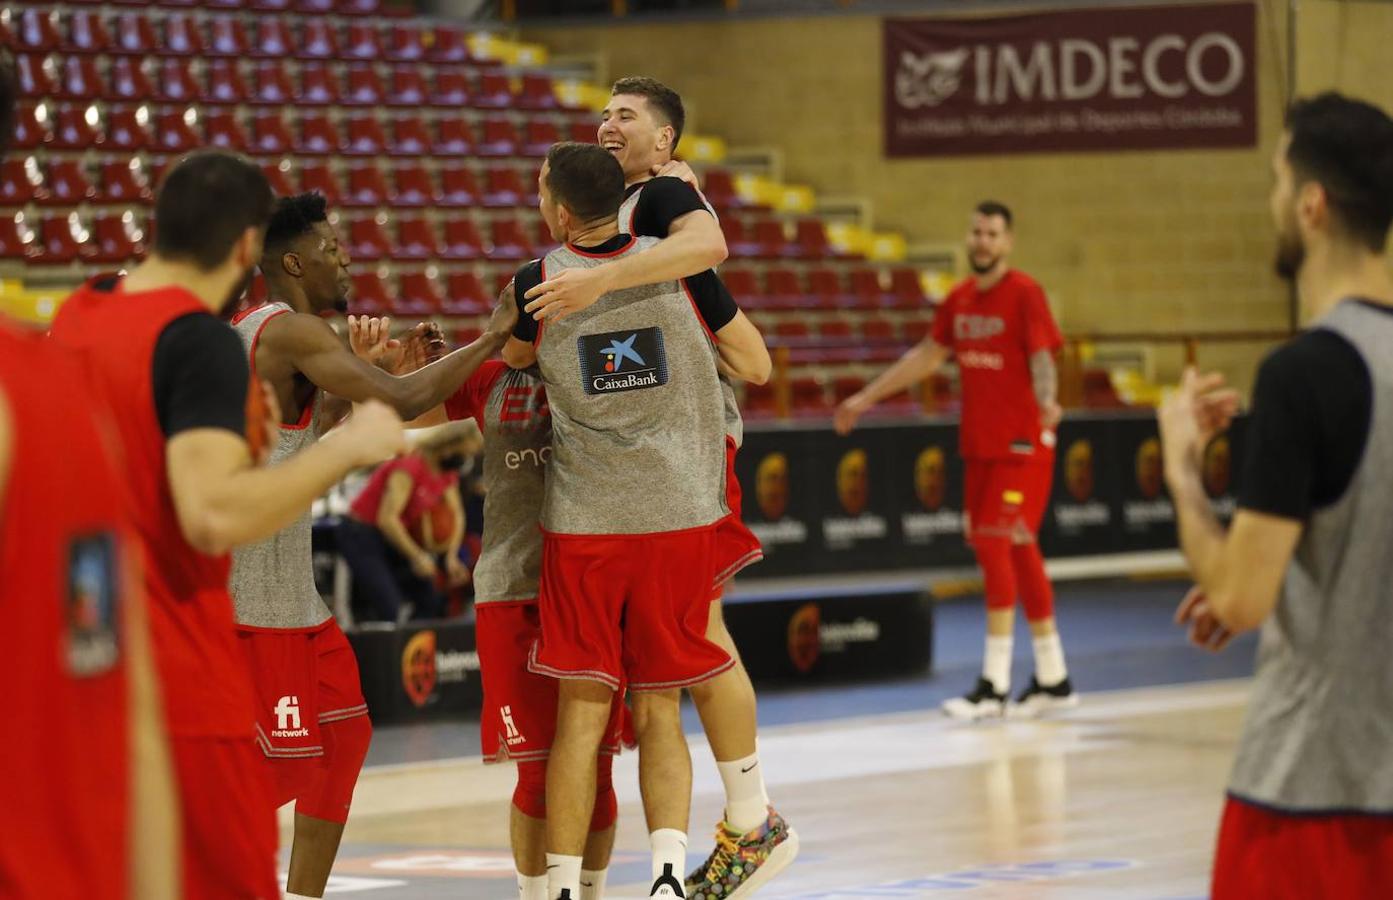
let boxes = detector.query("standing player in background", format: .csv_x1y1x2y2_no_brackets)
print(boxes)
228,191,513,899
524,78,796,898
836,202,1077,720
0,53,177,899
1161,92,1393,900
49,152,406,900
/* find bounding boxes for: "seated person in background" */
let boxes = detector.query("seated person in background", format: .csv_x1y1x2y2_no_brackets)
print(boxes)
339,423,479,624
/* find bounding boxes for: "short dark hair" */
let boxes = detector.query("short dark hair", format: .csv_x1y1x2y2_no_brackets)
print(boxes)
1286,92,1393,253
265,192,329,255
611,76,685,150
975,201,1013,229
0,50,17,157
545,142,626,224
154,151,275,271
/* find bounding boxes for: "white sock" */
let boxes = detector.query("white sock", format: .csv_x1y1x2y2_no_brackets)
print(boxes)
649,828,688,895
1033,632,1068,686
717,750,771,833
546,853,582,900
983,635,1013,695
580,868,608,900
519,873,548,900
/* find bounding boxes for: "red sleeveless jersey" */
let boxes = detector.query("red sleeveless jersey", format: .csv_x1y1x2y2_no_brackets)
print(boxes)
50,278,256,739
0,318,134,898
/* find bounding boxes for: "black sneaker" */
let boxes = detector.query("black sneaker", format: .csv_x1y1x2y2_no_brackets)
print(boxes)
941,676,1007,720
1009,675,1080,718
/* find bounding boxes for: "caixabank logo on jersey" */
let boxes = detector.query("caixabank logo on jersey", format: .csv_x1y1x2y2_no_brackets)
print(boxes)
578,327,668,395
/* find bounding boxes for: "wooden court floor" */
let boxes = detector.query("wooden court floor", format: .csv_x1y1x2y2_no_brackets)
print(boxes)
285,679,1249,899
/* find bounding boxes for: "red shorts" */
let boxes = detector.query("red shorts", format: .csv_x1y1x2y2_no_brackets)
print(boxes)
238,619,369,760
477,601,628,762
964,450,1054,541
171,735,280,900
1213,795,1393,899
713,437,763,588
531,526,734,692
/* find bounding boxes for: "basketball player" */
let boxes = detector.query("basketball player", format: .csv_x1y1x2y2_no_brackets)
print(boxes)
1160,92,1393,899
49,152,406,900
227,190,514,899
524,77,796,897
502,143,741,900
835,202,1077,720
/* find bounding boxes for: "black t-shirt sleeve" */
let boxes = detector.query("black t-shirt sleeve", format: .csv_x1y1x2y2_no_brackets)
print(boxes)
631,177,710,238
682,270,739,333
152,312,249,438
1237,329,1371,520
511,259,544,344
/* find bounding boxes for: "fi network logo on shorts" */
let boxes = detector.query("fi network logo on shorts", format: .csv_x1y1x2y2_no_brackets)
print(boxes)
578,327,668,395
272,695,309,738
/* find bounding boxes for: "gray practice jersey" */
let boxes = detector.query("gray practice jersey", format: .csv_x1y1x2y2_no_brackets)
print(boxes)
531,236,728,535
229,302,332,630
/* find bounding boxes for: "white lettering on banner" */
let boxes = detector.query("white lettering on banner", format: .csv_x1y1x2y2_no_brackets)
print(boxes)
1055,502,1112,528
1143,35,1187,98
1210,496,1236,518
820,618,882,651
749,519,809,545
902,510,964,541
1060,39,1105,100
822,516,889,546
435,649,479,685
1124,499,1175,526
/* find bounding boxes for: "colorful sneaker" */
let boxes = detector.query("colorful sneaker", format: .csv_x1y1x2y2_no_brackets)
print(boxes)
685,808,799,899
941,677,1007,721
1009,675,1080,718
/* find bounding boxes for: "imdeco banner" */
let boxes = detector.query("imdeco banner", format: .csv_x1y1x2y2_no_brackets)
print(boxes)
884,3,1258,157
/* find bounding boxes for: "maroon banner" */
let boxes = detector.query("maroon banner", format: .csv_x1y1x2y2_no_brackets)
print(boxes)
885,3,1257,157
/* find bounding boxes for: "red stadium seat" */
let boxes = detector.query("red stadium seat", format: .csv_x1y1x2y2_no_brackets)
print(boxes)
832,375,866,404
742,381,777,417
387,66,428,107
0,212,41,261
442,272,490,315
387,25,426,62
478,118,520,158
427,27,472,64
888,267,927,310
346,217,391,262
205,0,249,9
37,213,94,265
344,164,389,208
294,0,335,13
518,74,559,111
251,111,295,156
15,54,56,99
533,217,555,253
861,317,898,342
433,118,474,157
339,0,385,16
203,109,249,152
40,159,96,206
297,20,339,60
436,166,480,207
107,56,153,102
251,61,294,106
430,70,472,107
206,16,251,57
253,20,293,59
773,320,811,342
764,268,806,310
259,161,296,198
817,319,853,341
91,211,146,263
438,217,484,260
568,121,598,144
904,318,933,344
57,55,104,101
17,10,62,53
793,219,832,260
102,105,150,152
64,11,113,54
720,268,764,310
389,116,432,157
157,0,201,8
51,104,102,150
719,218,760,258
395,217,440,260
489,219,534,260
112,15,158,56
298,162,343,206
807,268,849,308
482,167,526,208
700,169,740,210
299,114,341,156
474,72,514,109
1,159,42,205
790,376,828,415
1083,369,1129,409
849,268,891,309
390,165,435,208
752,219,793,259
161,14,205,57
251,0,293,10
152,108,201,154
10,104,51,150
153,59,203,105
298,63,340,106
343,65,384,107
343,23,381,61
522,120,560,157
206,60,249,105
349,270,391,315
396,272,444,316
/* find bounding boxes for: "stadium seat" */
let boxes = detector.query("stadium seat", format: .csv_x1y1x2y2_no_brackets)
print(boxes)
343,65,384,107
194,60,243,105
719,218,760,258
568,121,598,144
57,55,104,101
441,272,490,315
477,118,520,158
10,104,50,150
157,0,201,8
817,319,854,341
349,270,391,315
700,169,740,210
1083,369,1129,408
518,74,559,111
18,9,62,53
259,161,297,198
250,61,294,106
533,217,555,253
742,381,777,417
298,113,341,155
51,104,102,150
793,219,832,260
90,211,146,263
430,70,472,107
297,162,343,205
205,0,249,9
790,376,828,415
436,166,480,207
888,267,927,310
720,268,763,310
489,219,534,260
112,15,158,56
102,105,150,152
433,118,474,157
344,164,389,208
474,72,514,109
251,111,295,156
343,23,381,61
923,372,956,412
764,268,807,310
752,219,794,259
438,217,484,260
153,59,203,105
832,375,866,404
861,317,898,342
807,268,849,308
206,16,251,57
251,0,294,9
41,159,97,206
0,212,41,261
152,109,201,154
294,0,335,14
849,268,891,309
397,270,446,316
1,159,42,205
107,56,153,102
490,269,517,296
773,320,811,343
426,27,472,64
523,120,560,157
387,66,428,107
253,20,293,58
387,25,427,62
388,115,432,157
298,63,340,106
15,54,56,99
904,318,933,344
389,165,435,208
481,167,525,208
161,14,205,57
203,109,249,152
65,11,113,54
339,0,385,16
346,217,391,262
37,213,93,264
297,20,339,60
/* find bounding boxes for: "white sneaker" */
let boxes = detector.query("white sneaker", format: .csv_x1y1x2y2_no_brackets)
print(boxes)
942,677,1007,721
1008,675,1080,719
